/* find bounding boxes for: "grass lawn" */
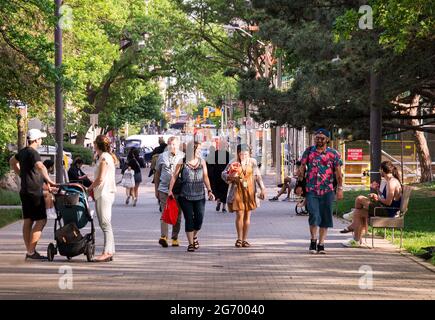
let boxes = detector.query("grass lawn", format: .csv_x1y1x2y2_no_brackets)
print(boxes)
0,209,22,228
0,189,21,205
337,183,435,265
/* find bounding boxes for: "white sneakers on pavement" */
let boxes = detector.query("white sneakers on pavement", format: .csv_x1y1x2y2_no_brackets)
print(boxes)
343,209,355,221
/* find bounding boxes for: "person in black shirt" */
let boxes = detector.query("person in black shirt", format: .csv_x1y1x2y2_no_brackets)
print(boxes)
122,148,142,206
68,157,92,187
206,142,231,213
9,129,57,260
148,137,167,178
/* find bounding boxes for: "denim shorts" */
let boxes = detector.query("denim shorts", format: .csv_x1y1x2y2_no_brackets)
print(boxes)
306,191,335,228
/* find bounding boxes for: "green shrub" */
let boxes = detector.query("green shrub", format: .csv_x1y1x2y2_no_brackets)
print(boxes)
0,149,13,179
0,189,21,205
63,142,93,165
0,209,22,228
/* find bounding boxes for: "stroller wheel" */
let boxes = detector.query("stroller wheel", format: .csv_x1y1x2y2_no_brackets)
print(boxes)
85,242,95,262
47,243,56,262
295,199,308,215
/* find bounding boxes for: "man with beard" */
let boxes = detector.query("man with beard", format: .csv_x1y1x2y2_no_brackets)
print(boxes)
299,128,343,254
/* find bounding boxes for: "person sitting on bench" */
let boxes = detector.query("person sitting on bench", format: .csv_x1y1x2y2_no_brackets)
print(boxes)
68,157,93,187
341,161,402,248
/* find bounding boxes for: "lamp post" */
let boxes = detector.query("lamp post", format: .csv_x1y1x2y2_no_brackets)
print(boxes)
223,24,272,174
55,0,64,183
370,69,382,190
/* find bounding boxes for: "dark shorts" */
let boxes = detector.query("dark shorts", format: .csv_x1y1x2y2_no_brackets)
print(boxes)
20,193,46,221
306,191,335,228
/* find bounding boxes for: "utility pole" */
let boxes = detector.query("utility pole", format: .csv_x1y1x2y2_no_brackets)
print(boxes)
275,56,283,184
369,69,382,190
54,0,64,183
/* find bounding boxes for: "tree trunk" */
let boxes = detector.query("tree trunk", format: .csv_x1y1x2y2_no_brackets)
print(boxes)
409,95,433,182
17,107,27,151
75,131,87,146
271,126,276,167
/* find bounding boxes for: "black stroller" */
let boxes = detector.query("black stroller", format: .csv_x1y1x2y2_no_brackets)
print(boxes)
47,183,95,262
294,179,309,216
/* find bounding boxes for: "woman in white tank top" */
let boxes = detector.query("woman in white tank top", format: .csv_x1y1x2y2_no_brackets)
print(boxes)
88,135,117,262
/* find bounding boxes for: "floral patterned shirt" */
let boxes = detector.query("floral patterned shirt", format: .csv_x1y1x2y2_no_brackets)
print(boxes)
300,146,342,196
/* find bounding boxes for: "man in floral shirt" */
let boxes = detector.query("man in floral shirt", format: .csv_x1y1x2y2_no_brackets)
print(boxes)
299,128,343,254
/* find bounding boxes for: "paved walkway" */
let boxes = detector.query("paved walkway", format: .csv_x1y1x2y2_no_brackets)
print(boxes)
0,170,434,299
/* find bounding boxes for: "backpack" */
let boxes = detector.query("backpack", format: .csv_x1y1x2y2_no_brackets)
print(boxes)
149,153,160,177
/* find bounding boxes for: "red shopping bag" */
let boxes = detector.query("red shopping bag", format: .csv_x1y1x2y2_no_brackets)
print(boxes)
162,196,179,225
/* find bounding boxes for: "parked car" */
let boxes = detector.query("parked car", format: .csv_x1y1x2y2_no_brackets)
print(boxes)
119,134,172,168
119,145,154,169
37,145,73,177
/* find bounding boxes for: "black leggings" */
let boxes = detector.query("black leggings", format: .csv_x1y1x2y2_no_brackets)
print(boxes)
178,197,205,232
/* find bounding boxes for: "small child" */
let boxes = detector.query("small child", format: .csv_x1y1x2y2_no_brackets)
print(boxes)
120,165,135,205
42,160,57,219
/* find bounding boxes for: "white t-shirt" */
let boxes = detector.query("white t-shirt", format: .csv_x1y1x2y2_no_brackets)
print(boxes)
94,152,117,200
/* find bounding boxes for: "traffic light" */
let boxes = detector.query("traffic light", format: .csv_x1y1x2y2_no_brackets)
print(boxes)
215,107,222,117
203,107,209,118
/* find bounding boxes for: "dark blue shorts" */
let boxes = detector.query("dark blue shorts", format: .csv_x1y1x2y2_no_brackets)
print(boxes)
306,191,335,228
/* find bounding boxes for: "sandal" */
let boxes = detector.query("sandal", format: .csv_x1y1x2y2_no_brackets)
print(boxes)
242,241,251,248
340,227,353,234
193,237,199,249
187,244,195,252
235,239,242,248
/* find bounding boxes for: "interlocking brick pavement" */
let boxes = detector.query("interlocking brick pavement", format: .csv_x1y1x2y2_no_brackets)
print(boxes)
0,169,433,299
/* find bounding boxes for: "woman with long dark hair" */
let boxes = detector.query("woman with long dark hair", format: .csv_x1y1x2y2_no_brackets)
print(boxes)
222,144,266,248
206,140,231,213
68,157,93,187
342,160,402,247
88,135,118,262
124,148,142,206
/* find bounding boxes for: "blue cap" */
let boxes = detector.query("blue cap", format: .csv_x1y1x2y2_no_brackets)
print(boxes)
315,128,330,138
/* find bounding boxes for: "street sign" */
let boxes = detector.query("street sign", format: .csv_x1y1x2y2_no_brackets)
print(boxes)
90,114,98,126
347,148,363,161
8,100,27,109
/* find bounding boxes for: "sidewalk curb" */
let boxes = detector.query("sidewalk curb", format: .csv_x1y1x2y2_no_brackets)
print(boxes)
399,250,435,274
337,216,435,273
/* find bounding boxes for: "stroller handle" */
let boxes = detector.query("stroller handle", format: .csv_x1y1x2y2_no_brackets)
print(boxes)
57,183,88,194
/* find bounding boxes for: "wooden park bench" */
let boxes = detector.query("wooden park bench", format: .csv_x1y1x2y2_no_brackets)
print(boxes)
366,185,412,249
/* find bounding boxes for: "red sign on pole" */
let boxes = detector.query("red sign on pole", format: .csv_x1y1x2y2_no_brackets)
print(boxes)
347,148,363,161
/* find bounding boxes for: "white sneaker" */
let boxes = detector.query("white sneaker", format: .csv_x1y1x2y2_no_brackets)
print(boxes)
342,239,361,248
343,209,355,221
